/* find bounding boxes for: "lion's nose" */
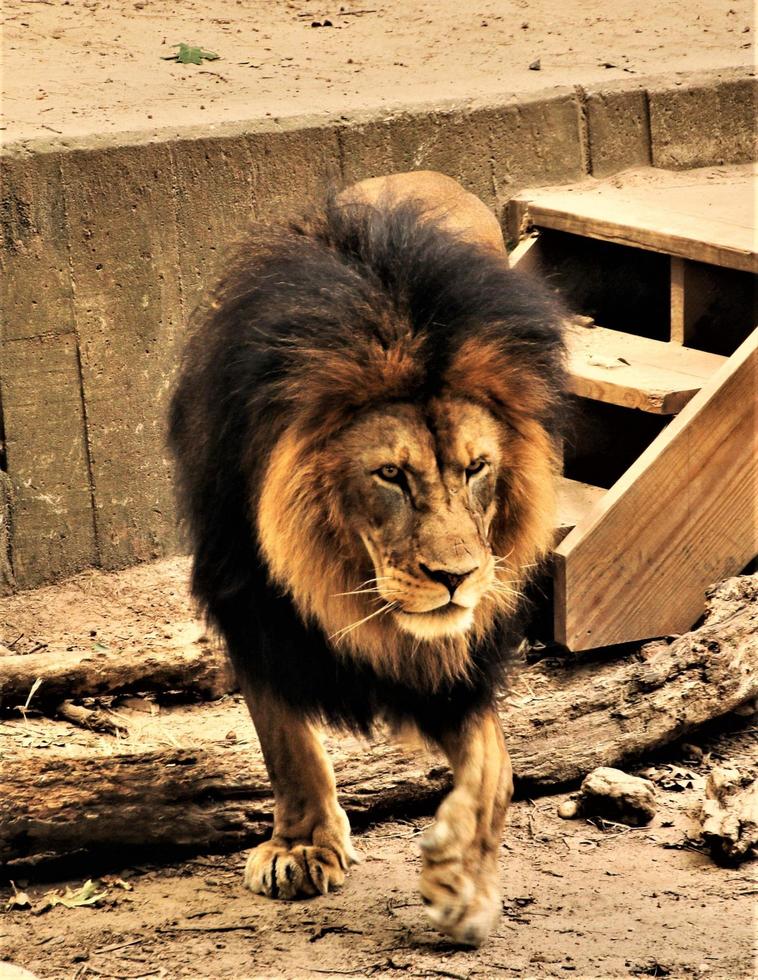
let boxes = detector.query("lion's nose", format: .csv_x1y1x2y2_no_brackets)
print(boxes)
419,563,478,597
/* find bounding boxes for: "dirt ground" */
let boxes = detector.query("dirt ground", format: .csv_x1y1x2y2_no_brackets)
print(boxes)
2,0,753,146
1,561,757,980
2,721,756,980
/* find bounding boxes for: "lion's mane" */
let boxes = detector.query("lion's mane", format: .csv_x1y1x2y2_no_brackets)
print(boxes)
169,196,566,736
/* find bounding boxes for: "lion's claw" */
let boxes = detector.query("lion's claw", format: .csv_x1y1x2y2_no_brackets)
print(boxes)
245,840,352,899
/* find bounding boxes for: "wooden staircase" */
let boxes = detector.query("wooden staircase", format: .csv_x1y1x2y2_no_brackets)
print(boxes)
514,164,757,651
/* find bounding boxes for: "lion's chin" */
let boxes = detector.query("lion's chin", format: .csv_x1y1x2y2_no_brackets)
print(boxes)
393,603,475,640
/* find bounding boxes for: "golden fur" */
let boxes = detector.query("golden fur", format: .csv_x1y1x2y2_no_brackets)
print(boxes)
170,170,567,946
257,394,558,690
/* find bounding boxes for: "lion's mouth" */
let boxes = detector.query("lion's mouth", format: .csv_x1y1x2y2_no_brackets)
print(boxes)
392,601,474,639
396,602,466,617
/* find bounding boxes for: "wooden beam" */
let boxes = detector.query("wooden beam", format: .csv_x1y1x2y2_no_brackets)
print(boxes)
513,165,757,273
508,232,541,274
566,323,726,414
670,256,687,344
554,328,758,651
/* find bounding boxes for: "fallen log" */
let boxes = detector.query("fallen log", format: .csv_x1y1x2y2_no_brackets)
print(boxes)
0,557,235,709
1,575,755,871
0,632,233,711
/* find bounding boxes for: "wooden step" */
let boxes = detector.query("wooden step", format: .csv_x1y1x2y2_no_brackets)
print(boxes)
554,329,758,651
565,323,727,414
556,476,605,543
512,164,757,273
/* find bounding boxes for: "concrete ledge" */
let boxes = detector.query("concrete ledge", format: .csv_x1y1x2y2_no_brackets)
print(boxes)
1,67,754,589
648,73,757,169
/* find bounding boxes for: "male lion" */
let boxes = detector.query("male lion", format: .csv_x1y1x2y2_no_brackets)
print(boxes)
169,171,566,946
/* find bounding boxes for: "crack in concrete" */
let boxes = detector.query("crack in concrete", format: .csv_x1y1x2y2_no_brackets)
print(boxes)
58,155,102,569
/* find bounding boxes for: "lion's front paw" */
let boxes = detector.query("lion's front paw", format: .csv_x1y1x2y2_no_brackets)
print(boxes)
419,813,501,946
244,839,350,898
419,857,500,946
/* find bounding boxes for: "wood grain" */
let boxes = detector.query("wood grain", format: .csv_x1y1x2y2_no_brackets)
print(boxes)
566,323,725,414
513,165,757,273
554,329,758,650
556,477,605,543
670,255,687,344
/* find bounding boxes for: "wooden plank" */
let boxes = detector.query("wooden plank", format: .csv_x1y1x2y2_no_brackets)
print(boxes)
554,329,758,651
514,165,757,273
508,232,541,274
556,477,605,544
670,256,687,344
565,323,726,414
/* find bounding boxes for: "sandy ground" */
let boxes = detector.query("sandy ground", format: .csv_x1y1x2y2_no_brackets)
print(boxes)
0,557,199,662
2,0,754,147
2,722,756,980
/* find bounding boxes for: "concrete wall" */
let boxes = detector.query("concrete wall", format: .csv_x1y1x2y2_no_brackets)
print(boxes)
1,68,755,591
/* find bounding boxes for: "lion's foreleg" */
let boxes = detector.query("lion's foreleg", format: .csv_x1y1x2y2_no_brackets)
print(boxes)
242,688,358,899
420,709,512,946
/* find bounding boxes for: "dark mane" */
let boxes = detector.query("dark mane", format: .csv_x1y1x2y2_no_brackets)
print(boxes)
169,195,566,735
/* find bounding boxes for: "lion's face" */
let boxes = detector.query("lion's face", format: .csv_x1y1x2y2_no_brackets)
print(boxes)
336,399,503,640
257,384,555,687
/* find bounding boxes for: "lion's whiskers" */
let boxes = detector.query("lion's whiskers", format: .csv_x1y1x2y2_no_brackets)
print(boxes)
492,548,514,564
332,587,384,598
484,572,525,606
489,579,524,596
329,601,399,644
332,575,391,597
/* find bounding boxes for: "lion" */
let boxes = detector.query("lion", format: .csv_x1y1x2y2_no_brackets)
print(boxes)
169,171,566,947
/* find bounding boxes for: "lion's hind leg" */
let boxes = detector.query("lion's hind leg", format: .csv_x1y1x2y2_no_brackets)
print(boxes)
243,690,358,900
420,710,512,946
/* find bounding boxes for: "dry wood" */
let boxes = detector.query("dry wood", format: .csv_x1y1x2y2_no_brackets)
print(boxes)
512,165,757,273
697,767,758,864
565,322,725,414
55,700,129,736
670,255,688,345
510,240,725,414
1,574,755,870
507,233,541,274
555,477,605,543
0,634,233,711
555,328,758,651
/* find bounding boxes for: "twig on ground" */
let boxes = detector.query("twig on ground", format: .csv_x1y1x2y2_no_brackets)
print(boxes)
198,70,230,82
57,700,128,737
94,939,143,956
156,924,257,933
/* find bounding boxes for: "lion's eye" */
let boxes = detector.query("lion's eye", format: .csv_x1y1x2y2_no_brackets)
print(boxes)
376,464,401,483
465,458,487,479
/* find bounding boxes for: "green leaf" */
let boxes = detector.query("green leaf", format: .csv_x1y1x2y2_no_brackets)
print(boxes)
163,43,220,65
55,879,108,909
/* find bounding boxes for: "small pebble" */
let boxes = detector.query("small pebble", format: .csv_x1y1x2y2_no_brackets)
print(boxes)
558,798,581,820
